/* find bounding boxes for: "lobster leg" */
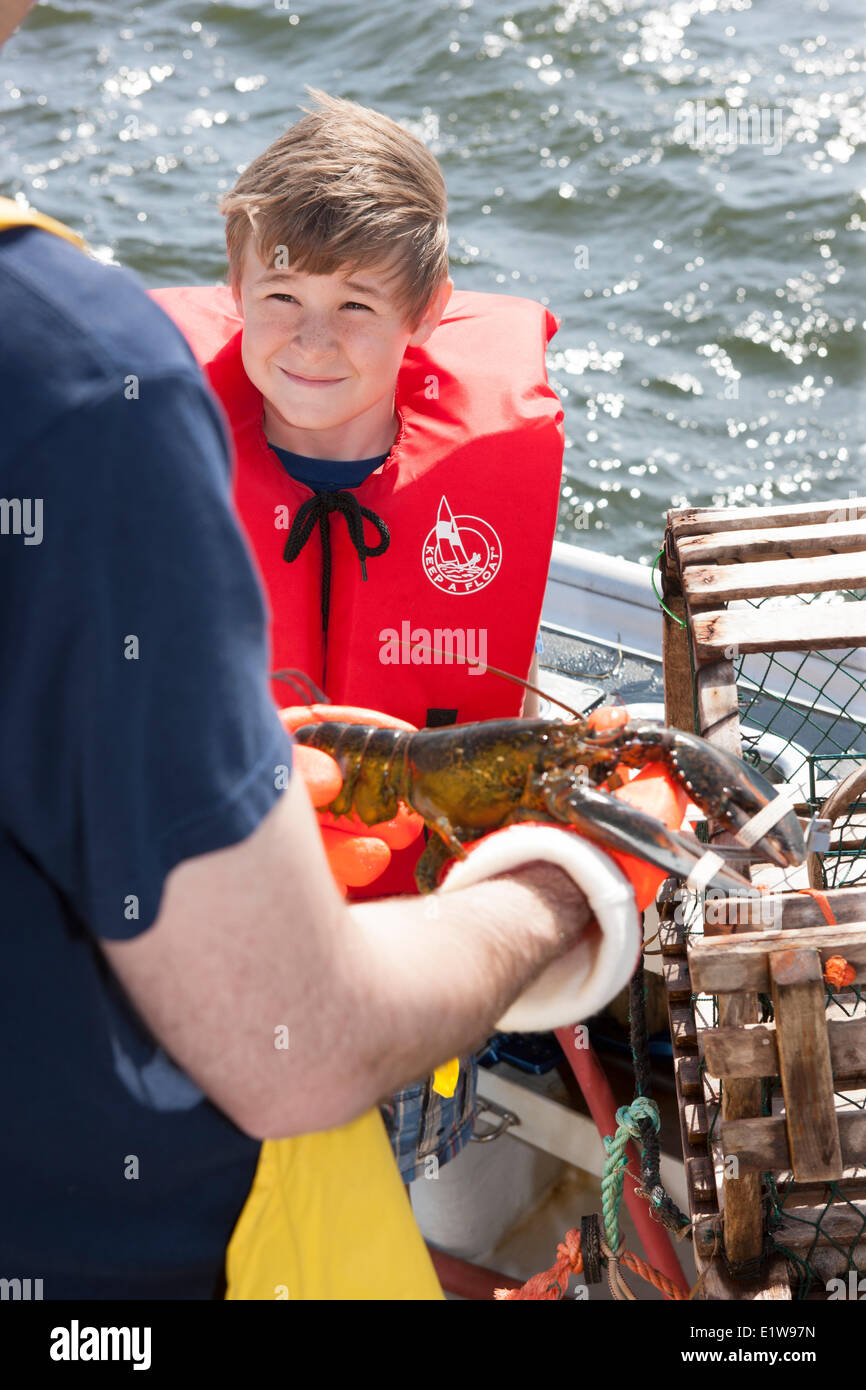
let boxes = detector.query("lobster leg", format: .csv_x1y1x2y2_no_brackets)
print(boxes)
415,818,468,894
535,781,758,896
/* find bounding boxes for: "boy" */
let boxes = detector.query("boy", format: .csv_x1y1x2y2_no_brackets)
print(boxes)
153,89,564,1187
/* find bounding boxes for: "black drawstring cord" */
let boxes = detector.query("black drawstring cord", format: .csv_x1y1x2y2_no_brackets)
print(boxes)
283,490,390,633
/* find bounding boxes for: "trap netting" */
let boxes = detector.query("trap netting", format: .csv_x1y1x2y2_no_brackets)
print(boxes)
692,588,866,891
676,591,866,1295
680,830,866,1293
658,502,866,1295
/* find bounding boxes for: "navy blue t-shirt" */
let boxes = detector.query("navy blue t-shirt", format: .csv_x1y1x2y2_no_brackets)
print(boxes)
0,227,293,1298
270,444,388,493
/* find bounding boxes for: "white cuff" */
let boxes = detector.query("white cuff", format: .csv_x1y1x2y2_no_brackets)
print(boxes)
438,824,642,1033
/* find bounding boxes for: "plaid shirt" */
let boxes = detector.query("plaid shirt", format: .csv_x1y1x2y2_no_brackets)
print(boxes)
380,1055,478,1184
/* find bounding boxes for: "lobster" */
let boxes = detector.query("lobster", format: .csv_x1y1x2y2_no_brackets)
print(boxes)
290,708,806,895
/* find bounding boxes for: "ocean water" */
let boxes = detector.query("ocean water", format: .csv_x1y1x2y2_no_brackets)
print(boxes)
2,0,864,564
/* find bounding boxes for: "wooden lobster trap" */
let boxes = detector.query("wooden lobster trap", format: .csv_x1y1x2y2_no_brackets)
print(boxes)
660,496,866,1299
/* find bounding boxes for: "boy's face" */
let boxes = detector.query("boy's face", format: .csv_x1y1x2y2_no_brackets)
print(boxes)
233,243,451,457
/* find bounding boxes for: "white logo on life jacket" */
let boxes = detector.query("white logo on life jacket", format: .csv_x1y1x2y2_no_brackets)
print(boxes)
422,495,502,594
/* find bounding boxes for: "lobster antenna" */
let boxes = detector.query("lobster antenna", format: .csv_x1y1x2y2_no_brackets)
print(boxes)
272,668,330,706
269,653,586,722
395,639,584,720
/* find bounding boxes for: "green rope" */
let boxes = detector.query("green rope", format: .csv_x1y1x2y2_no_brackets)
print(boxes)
651,545,685,626
600,1098,661,1251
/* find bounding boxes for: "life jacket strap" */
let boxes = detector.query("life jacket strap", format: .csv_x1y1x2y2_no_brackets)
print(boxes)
283,489,390,632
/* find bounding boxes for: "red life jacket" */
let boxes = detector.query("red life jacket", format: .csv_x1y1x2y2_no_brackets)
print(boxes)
151,284,563,892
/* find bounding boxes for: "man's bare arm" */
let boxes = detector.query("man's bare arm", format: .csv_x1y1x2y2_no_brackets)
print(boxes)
100,775,588,1141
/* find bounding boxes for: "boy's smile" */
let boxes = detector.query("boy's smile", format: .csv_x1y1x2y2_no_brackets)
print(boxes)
278,369,347,388
234,246,451,461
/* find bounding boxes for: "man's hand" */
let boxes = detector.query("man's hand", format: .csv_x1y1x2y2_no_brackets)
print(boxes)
98,728,594,1140
280,704,424,891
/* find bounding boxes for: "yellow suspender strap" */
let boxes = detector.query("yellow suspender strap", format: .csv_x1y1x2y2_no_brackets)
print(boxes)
0,196,87,249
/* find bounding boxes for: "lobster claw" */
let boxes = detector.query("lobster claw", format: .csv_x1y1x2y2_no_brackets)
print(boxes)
541,782,760,896
586,722,806,870
645,728,805,869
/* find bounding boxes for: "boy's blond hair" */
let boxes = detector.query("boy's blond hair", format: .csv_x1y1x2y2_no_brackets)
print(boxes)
220,89,449,327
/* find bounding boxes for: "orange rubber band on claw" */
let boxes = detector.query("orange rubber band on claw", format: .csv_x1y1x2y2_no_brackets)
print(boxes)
586,703,630,733
587,704,632,787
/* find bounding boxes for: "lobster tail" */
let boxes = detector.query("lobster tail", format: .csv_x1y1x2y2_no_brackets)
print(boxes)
292,723,409,824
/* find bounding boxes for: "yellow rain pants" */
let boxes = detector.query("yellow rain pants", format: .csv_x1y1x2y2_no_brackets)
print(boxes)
225,1114,443,1300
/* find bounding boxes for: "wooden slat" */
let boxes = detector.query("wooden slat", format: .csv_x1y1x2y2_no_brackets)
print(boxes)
656,877,686,933
719,991,765,1266
721,1110,866,1172
704,1023,778,1077
662,595,695,732
705,886,866,931
679,517,866,567
753,1257,793,1299
663,959,692,1001
769,948,843,1181
689,924,866,994
687,1155,715,1205
777,1174,866,1206
676,1054,702,1097
772,1199,866,1252
670,496,866,540
703,1017,866,1080
695,1254,793,1300
662,524,684,596
659,919,685,955
660,865,715,1236
692,603,866,662
694,660,741,755
685,550,866,605
670,1005,698,1047
700,823,765,1269
686,1099,709,1144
